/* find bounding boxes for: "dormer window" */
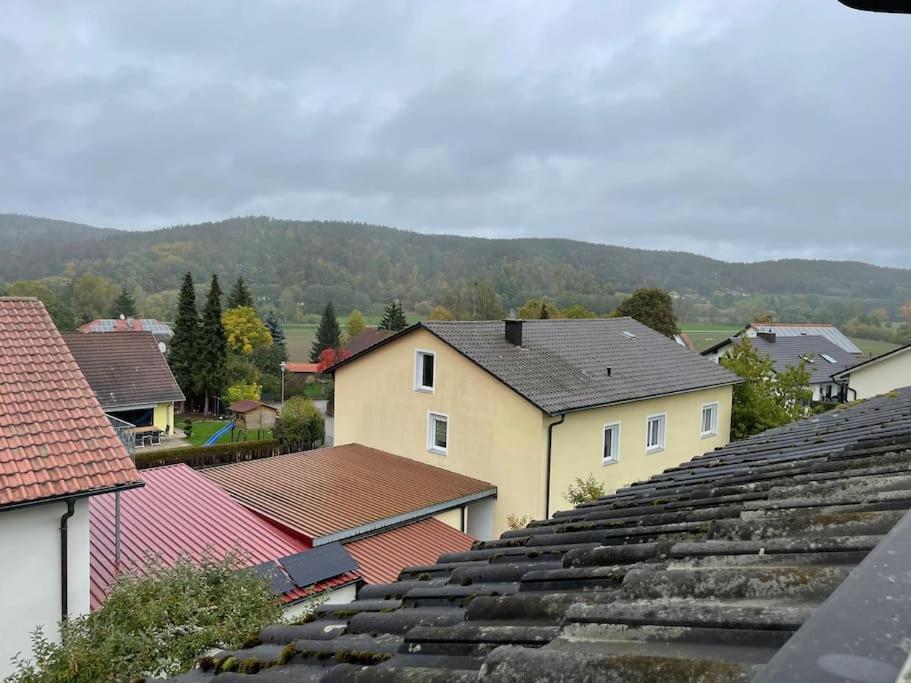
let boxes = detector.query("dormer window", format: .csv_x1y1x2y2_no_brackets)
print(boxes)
415,350,435,392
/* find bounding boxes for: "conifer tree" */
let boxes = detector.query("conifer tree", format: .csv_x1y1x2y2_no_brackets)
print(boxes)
109,286,137,318
263,310,286,349
227,276,254,310
378,300,408,331
310,302,342,362
198,275,228,414
169,273,199,406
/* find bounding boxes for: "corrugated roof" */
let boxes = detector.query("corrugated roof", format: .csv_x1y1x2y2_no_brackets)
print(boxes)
749,322,862,354
345,518,475,584
748,335,863,384
201,444,495,541
173,388,911,681
418,318,740,414
285,362,321,374
0,297,142,508
89,464,358,609
63,331,185,410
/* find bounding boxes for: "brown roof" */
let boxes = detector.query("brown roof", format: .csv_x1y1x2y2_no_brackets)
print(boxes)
344,327,395,355
285,362,321,374
0,298,142,508
201,443,496,541
345,517,475,584
63,331,185,410
228,400,277,414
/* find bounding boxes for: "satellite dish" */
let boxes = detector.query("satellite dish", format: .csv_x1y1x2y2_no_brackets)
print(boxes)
158,342,167,354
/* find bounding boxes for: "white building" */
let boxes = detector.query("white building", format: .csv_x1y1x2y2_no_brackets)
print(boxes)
832,343,911,400
0,297,142,676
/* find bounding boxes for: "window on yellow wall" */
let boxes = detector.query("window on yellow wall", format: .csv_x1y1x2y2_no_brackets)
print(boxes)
701,402,718,437
602,423,620,465
415,350,435,392
646,413,666,453
428,411,448,454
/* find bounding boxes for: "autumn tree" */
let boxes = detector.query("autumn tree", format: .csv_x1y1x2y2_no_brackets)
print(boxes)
227,276,254,310
563,303,596,319
345,309,366,341
310,302,342,361
427,305,456,321
71,272,120,323
614,288,680,337
109,286,137,318
222,306,272,355
274,396,325,451
441,280,504,320
198,275,228,414
378,300,408,331
721,338,812,440
9,280,74,331
517,298,561,319
169,273,200,406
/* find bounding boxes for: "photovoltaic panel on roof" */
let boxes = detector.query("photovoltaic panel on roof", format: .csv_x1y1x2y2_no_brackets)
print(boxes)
280,543,358,588
251,561,296,595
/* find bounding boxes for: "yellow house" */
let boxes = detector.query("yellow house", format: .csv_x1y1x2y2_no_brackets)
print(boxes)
333,318,740,537
63,331,185,433
832,343,911,400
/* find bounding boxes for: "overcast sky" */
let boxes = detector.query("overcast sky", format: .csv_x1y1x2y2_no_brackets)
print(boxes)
2,1,909,265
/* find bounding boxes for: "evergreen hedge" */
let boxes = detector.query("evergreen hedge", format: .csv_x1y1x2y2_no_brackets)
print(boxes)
135,439,281,469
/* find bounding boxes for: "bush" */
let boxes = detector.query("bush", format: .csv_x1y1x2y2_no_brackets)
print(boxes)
274,396,325,451
8,553,281,682
135,439,281,469
563,474,606,506
182,418,193,438
506,513,531,530
225,381,262,404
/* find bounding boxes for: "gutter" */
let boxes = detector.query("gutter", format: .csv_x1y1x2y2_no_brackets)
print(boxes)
545,414,566,519
313,488,497,546
60,499,76,623
0,481,144,514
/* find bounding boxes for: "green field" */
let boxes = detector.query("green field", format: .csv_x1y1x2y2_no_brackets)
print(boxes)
285,315,421,363
184,419,272,446
849,337,899,358
680,325,741,353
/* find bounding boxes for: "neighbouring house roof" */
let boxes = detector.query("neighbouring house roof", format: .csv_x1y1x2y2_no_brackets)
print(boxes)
201,443,496,543
345,518,475,584
285,362,321,374
63,330,185,411
705,322,862,356
334,318,740,415
832,342,911,380
78,317,174,337
747,335,863,385
89,464,359,610
344,327,395,355
228,399,278,414
674,331,695,351
174,387,911,681
0,298,142,509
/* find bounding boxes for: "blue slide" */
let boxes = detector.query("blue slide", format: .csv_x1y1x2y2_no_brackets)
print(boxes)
203,421,234,446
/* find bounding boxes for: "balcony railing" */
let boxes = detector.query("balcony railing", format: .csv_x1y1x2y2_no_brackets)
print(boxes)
106,413,136,456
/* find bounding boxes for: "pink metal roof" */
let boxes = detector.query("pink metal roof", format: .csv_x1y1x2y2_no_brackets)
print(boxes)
89,464,356,609
345,518,476,584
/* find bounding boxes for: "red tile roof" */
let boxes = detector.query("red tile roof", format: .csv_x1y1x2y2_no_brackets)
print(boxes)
201,443,496,541
345,518,475,584
0,298,142,509
285,362,321,374
89,463,358,609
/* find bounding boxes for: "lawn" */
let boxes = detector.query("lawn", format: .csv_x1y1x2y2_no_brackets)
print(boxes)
680,325,741,353
849,336,899,358
183,419,272,446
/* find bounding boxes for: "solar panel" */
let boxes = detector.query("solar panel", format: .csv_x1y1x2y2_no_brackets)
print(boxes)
279,543,358,588
251,561,296,595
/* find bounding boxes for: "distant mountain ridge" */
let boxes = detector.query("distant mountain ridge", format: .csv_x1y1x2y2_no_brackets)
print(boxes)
1,214,909,317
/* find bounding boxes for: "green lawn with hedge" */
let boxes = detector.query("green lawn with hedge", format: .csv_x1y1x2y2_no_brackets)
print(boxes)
183,419,272,446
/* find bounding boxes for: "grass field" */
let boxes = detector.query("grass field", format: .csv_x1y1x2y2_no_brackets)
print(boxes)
680,325,741,353
184,419,272,446
285,314,421,362
849,337,900,358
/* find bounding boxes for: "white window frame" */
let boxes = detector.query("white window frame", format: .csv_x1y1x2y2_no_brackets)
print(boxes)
602,422,620,465
645,413,666,453
700,402,718,438
427,411,448,455
414,349,436,393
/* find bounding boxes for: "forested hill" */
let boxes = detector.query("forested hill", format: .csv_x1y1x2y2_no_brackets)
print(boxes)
0,213,123,248
2,214,910,318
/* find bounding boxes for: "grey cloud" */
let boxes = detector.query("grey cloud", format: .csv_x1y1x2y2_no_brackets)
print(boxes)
0,1,910,265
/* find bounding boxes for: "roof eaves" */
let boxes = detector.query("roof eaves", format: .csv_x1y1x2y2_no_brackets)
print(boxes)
312,487,498,546
547,377,743,416
0,480,144,512
328,323,423,373
831,342,911,379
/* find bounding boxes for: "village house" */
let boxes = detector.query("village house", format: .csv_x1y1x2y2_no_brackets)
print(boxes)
332,318,740,535
90,464,360,619
77,316,175,353
63,330,185,436
702,321,861,363
832,341,911,400
201,443,496,577
0,298,142,676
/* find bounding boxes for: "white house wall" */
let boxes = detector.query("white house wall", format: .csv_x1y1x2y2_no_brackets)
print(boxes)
0,498,90,677
281,583,357,622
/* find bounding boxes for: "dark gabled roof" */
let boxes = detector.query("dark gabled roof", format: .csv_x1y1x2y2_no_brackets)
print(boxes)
345,327,395,355
171,388,911,681
748,335,863,385
703,323,862,357
228,399,277,414
63,331,185,410
832,341,911,379
336,319,740,415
